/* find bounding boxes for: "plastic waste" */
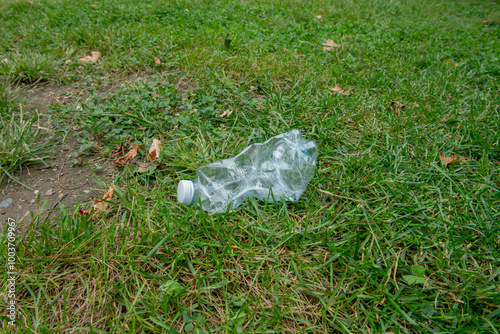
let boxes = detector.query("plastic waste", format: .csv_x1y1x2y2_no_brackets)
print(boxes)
177,129,318,213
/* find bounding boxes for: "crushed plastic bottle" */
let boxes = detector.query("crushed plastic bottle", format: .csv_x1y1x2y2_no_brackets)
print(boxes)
177,129,318,213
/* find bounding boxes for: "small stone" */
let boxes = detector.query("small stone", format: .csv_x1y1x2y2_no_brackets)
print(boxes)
34,190,39,195
0,198,13,208
45,189,54,196
83,190,90,193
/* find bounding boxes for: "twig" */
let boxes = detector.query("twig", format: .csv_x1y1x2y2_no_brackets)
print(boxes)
57,160,88,190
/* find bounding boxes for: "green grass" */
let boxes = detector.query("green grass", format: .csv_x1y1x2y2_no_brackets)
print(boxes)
0,112,55,186
0,80,55,186
1,0,499,333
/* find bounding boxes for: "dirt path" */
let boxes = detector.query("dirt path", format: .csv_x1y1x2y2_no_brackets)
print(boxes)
0,83,118,228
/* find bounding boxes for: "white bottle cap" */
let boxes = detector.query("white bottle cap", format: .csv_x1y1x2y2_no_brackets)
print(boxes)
177,180,195,205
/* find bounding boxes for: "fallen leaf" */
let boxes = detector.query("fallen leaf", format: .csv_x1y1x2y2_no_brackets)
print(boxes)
102,186,114,201
114,144,140,166
439,154,467,166
114,157,128,166
154,57,161,64
79,207,93,216
27,1,41,5
93,186,114,212
125,144,140,159
330,85,350,95
133,160,154,173
13,34,26,44
90,2,99,7
110,141,124,159
147,139,161,164
79,51,101,63
114,157,126,166
323,39,339,51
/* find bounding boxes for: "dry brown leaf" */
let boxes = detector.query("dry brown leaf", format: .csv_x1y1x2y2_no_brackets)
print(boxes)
114,144,140,166
79,51,101,63
133,160,154,173
90,2,99,7
102,186,114,201
27,1,41,5
93,186,114,212
110,141,124,159
330,85,350,95
113,157,126,166
79,186,114,220
154,57,161,64
323,39,339,51
13,34,26,44
79,207,93,217
125,143,140,160
147,139,161,164
439,154,467,166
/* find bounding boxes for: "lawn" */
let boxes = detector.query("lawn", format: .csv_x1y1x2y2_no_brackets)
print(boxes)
1,0,499,333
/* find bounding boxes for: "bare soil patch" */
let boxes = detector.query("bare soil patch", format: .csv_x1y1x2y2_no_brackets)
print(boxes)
0,79,127,228
1,73,196,229
0,134,116,228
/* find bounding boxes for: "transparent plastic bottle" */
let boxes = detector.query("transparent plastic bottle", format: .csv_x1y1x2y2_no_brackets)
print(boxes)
177,129,318,213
